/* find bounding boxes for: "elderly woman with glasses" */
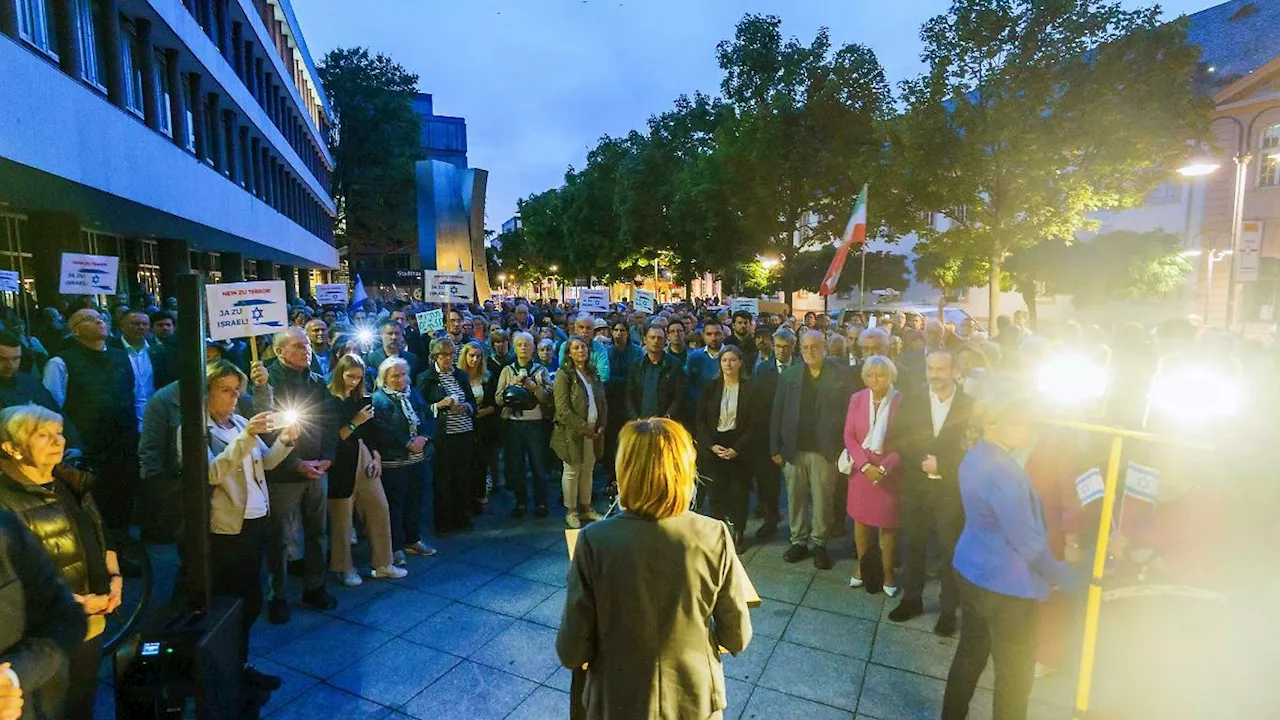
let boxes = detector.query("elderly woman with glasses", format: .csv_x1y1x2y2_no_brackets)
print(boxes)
416,337,478,535
371,357,437,567
0,404,117,717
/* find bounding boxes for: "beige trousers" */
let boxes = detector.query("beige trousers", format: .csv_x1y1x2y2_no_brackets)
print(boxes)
785,451,837,549
561,438,596,510
329,445,394,572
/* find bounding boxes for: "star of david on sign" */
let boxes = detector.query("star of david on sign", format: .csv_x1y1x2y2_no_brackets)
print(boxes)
251,307,264,322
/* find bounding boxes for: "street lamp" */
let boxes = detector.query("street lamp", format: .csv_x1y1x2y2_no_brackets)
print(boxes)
758,255,780,270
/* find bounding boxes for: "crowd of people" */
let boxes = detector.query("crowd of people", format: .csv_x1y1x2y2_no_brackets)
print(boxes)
0,286,1275,719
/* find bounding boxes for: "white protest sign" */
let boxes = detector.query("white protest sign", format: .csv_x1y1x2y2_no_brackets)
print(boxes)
579,289,610,313
59,253,119,295
0,271,20,293
314,283,348,306
417,309,444,335
423,271,475,304
730,297,760,317
206,281,289,341
634,289,656,314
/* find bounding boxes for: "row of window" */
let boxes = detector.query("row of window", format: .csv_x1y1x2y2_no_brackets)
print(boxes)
182,0,331,192
9,0,333,245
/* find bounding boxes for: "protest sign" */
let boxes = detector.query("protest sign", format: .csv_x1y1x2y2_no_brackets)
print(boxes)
59,253,119,295
206,281,288,341
417,309,444,334
634,289,656,314
730,297,760,317
424,271,475,303
0,271,20,293
579,289,610,313
315,283,348,306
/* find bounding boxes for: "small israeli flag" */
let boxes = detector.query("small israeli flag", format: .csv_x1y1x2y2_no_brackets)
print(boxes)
1075,468,1105,505
1124,462,1160,503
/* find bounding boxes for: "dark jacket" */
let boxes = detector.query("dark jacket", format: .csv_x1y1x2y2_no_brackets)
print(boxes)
366,347,420,381
728,332,759,373
892,385,974,485
56,340,137,463
328,393,376,498
695,378,759,457
414,362,476,446
624,351,686,421
769,359,852,463
257,360,338,482
369,387,433,463
465,370,501,443
0,509,86,720
0,465,105,596
0,373,82,451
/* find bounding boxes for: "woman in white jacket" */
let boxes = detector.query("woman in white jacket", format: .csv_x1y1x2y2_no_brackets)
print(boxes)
203,359,298,694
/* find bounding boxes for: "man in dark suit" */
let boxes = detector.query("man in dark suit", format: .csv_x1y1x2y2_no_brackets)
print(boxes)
888,349,974,636
768,329,852,569
751,327,798,540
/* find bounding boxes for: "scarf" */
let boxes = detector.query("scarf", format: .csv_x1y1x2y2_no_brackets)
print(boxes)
386,389,420,436
862,388,898,456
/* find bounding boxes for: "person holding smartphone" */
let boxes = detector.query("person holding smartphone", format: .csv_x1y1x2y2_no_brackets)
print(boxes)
326,354,400,585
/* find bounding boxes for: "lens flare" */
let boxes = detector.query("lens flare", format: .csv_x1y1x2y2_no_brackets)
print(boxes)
1148,366,1239,422
282,410,300,426
1035,352,1110,406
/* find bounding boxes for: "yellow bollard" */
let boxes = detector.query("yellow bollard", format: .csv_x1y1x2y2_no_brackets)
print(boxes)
1073,435,1124,719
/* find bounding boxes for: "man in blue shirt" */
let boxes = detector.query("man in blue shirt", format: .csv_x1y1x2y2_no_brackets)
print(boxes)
684,322,726,404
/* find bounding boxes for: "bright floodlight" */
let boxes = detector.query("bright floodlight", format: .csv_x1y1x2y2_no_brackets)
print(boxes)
1035,352,1110,406
1148,365,1239,422
356,329,374,345
282,410,300,426
1177,161,1221,177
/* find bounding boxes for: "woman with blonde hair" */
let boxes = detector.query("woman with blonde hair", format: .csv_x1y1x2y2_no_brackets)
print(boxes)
326,353,401,584
557,418,753,719
460,341,499,511
552,336,607,529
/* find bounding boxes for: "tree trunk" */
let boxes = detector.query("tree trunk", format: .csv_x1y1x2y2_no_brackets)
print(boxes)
987,255,1003,330
937,289,947,318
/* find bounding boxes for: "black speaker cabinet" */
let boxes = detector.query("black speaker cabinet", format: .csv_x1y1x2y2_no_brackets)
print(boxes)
113,597,246,719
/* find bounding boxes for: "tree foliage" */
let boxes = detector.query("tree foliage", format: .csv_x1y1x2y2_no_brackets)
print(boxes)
1036,230,1191,307
790,248,910,295
897,0,1211,317
319,47,422,254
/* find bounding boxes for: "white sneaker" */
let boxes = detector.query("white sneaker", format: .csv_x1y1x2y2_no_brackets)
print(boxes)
405,541,438,557
565,511,581,529
393,550,407,567
373,565,408,580
337,570,363,587
580,508,602,522
849,576,865,588
883,584,900,598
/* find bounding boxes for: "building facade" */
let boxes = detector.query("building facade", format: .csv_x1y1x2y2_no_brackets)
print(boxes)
0,0,337,309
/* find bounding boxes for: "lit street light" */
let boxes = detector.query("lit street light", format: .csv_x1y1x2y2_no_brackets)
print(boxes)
759,255,780,270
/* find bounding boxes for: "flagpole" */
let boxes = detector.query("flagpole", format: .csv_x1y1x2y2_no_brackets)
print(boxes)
859,245,867,313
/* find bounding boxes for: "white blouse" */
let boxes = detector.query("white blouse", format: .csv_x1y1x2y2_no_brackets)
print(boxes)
717,383,740,432
578,371,598,425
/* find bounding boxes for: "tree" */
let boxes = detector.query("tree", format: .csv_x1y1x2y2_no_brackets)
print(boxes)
319,48,422,255
1031,230,1191,308
790,248,910,295
898,0,1211,321
914,242,992,315
715,15,893,306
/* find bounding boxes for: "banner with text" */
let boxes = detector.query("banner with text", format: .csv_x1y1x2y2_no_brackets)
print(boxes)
314,283,349,306
417,309,444,335
578,289,611,313
0,271,20,293
206,281,289,341
730,297,760,317
633,289,656,314
423,271,475,304
59,253,119,295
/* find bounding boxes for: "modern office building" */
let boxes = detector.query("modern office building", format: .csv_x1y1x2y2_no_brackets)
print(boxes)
0,0,337,308
413,92,467,168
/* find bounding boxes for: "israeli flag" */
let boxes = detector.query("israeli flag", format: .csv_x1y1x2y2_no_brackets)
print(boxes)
1124,462,1160,504
351,274,368,309
1075,468,1105,505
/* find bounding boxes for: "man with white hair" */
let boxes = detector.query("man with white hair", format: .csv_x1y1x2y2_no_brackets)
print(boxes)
558,312,611,381
255,328,338,624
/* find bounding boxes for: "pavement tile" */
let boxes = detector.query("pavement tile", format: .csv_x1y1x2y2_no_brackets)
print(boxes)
400,602,515,657
523,587,568,629
783,606,877,660
869,623,959,680
748,599,797,638
722,633,778,684
267,617,394,678
249,607,335,656
251,658,321,717
328,637,461,707
800,577,885,621
724,677,753,720
463,574,560,617
509,550,572,587
740,686,853,720
545,666,574,692
877,580,948,633
743,565,813,605
264,683,389,720
856,663,982,720
507,526,571,551
457,539,539,571
505,685,571,720
471,619,563,683
404,559,500,600
399,661,536,720
757,640,865,712
338,586,452,634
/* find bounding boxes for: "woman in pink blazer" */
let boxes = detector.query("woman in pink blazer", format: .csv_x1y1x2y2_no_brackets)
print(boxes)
842,355,904,596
